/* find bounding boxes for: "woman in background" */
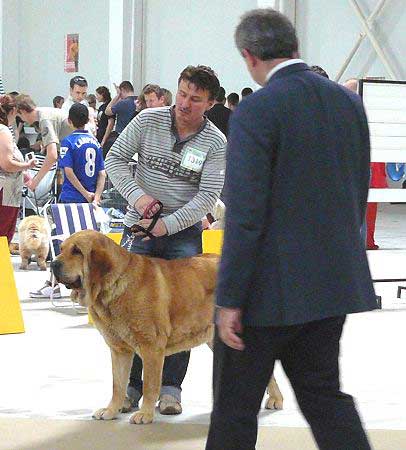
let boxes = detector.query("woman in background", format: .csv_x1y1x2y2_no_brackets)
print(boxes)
0,95,37,243
95,86,115,152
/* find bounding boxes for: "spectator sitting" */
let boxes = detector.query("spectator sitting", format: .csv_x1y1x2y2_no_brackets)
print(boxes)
105,81,137,134
227,92,239,111
53,96,64,109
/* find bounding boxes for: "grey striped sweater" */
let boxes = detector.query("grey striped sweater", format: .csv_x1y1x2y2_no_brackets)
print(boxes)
105,106,226,235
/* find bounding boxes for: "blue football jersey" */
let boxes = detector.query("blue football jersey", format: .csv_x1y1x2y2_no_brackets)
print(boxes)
59,130,105,203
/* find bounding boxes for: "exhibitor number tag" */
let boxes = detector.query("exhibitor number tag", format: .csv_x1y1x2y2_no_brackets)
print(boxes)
180,147,206,173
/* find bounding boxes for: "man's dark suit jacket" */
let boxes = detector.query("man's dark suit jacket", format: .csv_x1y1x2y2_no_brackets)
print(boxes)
216,62,377,326
206,103,231,136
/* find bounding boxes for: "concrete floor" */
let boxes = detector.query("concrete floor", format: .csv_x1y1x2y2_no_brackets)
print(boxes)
1,203,406,449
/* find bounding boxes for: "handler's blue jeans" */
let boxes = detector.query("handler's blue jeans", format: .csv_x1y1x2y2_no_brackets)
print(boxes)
120,223,203,402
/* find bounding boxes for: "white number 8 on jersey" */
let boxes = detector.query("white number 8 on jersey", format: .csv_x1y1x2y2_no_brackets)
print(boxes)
85,148,96,177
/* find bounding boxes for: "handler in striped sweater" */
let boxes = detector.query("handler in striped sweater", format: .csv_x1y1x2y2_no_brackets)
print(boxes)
105,65,226,416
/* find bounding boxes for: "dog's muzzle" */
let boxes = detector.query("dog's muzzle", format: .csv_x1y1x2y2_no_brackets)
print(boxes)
50,260,82,289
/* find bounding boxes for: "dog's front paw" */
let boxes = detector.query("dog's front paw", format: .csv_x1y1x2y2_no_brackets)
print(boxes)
19,265,28,270
39,265,47,271
92,407,118,420
129,409,154,424
265,395,283,410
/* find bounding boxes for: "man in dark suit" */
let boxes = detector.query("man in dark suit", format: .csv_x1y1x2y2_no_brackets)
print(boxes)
205,8,377,450
206,87,232,136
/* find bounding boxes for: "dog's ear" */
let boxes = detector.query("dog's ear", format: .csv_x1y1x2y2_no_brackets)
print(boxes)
82,242,113,302
89,247,113,278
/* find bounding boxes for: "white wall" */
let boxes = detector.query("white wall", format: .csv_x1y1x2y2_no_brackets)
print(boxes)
2,0,111,106
2,0,406,104
143,0,258,95
296,0,406,81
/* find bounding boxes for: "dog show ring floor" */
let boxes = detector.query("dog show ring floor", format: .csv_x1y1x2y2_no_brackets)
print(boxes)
1,204,406,449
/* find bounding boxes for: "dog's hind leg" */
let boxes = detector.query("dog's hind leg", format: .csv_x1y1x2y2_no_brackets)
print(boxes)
265,374,283,410
93,348,133,421
129,345,165,425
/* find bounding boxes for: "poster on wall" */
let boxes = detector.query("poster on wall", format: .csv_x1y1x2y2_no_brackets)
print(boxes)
64,33,79,73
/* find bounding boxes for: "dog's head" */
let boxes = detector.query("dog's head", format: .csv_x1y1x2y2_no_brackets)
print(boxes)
51,230,116,306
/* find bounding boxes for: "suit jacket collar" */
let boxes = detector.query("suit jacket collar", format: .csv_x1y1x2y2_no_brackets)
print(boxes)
266,62,310,84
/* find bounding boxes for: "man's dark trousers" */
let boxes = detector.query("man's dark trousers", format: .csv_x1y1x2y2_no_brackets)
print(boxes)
206,316,372,450
121,224,202,399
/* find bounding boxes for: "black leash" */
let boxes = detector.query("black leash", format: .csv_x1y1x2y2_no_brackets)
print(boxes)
130,200,163,239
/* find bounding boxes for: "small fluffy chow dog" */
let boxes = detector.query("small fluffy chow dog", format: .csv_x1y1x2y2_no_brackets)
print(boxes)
52,230,283,425
18,216,50,270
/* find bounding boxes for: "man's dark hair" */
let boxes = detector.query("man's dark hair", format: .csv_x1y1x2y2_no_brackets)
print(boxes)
70,75,88,89
235,8,298,60
215,86,226,103
178,65,220,101
310,65,329,79
227,92,239,107
8,91,19,97
68,103,89,128
53,95,64,107
95,86,112,103
241,87,253,97
119,81,134,92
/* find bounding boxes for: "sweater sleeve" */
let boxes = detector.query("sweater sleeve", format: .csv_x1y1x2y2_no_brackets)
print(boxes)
105,114,145,208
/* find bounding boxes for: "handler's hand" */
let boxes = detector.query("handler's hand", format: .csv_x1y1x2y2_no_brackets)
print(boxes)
134,218,167,240
217,307,245,351
134,194,160,218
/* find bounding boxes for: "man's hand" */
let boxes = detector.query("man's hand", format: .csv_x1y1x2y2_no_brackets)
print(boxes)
114,83,121,97
134,195,161,218
133,218,167,240
84,191,95,203
93,195,101,206
217,307,245,351
27,176,38,191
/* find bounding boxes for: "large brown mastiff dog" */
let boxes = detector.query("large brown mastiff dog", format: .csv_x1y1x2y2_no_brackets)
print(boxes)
51,230,283,424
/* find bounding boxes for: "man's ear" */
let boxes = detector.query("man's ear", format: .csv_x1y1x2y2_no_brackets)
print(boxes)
242,49,257,68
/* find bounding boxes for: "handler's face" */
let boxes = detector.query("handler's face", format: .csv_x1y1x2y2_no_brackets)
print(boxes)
175,80,213,128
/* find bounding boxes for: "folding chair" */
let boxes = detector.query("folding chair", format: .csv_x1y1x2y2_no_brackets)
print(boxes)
45,203,99,310
22,154,58,217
